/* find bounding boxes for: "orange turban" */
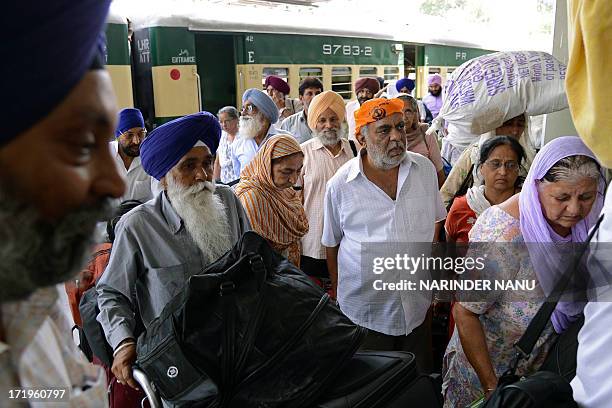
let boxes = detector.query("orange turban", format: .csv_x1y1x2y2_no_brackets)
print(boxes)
307,91,346,130
354,98,404,138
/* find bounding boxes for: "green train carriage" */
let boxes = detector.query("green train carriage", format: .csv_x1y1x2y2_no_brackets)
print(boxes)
129,16,404,126
122,14,493,127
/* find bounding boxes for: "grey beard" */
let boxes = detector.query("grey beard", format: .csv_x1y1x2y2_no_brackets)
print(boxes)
0,186,112,302
366,141,407,170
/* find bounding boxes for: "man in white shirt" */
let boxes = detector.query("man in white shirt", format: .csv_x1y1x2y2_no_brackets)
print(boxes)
322,98,446,373
112,108,158,202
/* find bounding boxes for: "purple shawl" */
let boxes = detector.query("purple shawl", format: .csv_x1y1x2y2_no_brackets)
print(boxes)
519,136,605,333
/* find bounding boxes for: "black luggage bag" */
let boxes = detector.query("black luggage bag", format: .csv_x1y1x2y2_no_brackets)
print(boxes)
135,231,367,407
316,351,442,408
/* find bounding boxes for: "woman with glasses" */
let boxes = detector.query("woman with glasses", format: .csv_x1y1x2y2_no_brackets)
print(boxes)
445,136,525,243
213,106,240,184
442,136,605,407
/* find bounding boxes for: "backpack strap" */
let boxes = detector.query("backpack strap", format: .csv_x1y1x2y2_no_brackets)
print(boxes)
348,140,358,157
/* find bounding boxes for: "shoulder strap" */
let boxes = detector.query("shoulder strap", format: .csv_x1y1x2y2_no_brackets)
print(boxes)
512,214,604,363
227,178,241,187
348,140,358,157
446,164,475,212
421,126,430,150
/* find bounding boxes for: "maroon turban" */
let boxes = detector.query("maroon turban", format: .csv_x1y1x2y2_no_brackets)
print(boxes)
264,75,290,95
355,77,381,94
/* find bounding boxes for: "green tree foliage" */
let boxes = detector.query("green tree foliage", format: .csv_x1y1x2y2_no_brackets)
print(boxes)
420,0,467,17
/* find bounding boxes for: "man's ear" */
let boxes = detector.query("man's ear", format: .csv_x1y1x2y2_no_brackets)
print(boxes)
356,127,367,147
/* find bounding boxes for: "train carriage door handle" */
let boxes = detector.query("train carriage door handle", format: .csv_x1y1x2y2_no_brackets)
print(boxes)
194,71,203,111
238,70,245,106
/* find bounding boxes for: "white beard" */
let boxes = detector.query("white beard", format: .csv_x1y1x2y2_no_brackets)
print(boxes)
239,114,265,140
166,176,232,263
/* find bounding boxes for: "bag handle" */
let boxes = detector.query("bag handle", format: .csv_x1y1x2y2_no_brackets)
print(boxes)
348,140,358,157
510,214,604,370
217,253,268,407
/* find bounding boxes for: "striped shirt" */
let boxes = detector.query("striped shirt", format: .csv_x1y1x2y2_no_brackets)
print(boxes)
300,137,355,259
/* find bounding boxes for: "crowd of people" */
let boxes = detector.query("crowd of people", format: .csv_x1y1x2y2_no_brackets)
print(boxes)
1,1,612,407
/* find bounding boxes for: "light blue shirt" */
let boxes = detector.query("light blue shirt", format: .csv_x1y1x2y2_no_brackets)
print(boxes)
280,110,312,144
231,126,280,176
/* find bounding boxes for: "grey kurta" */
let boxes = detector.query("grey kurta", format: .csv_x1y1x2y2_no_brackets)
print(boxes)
96,185,250,349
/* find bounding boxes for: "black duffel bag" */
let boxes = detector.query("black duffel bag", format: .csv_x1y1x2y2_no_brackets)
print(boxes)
135,231,367,407
316,351,442,408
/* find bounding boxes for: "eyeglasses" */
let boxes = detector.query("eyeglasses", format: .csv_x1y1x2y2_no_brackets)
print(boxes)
219,118,237,125
484,160,519,171
241,104,258,114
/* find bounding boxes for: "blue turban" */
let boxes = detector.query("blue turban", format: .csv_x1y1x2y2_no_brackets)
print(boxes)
396,78,415,92
115,108,145,137
242,88,279,124
140,112,221,180
1,0,111,146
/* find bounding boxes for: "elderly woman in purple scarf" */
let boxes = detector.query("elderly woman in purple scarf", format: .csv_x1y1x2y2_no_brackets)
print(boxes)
442,136,605,407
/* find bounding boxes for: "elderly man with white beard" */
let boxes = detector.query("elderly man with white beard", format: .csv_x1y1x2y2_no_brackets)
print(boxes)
231,88,290,176
298,91,357,286
97,112,250,390
321,98,446,373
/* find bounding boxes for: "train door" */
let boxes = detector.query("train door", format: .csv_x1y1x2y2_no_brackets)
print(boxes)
132,26,200,128
195,34,236,116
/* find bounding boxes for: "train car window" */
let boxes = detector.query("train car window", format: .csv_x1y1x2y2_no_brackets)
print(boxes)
384,66,400,81
262,67,289,88
359,67,378,77
331,66,352,100
299,67,323,82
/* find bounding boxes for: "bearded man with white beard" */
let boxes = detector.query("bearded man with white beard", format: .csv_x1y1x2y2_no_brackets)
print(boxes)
97,112,250,390
297,91,357,284
321,98,446,374
231,88,292,176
